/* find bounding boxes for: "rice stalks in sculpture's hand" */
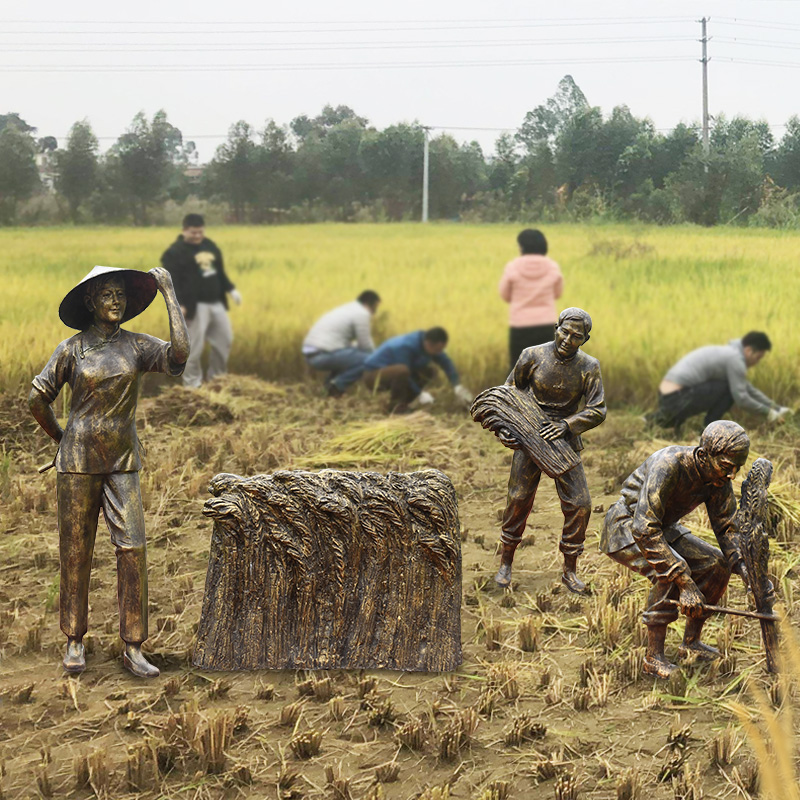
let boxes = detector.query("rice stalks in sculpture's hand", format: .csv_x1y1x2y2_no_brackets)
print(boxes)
736,458,779,672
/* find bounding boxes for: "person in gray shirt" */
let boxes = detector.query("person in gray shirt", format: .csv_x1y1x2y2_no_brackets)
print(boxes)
649,331,790,433
303,290,381,396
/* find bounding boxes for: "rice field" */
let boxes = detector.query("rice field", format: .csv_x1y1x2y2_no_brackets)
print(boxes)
2,223,800,797
1,377,799,798
1,223,798,405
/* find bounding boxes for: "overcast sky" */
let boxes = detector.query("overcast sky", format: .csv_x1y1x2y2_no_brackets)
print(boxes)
3,0,800,159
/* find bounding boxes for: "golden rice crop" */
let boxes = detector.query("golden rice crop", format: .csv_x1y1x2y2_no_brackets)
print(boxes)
2,222,798,405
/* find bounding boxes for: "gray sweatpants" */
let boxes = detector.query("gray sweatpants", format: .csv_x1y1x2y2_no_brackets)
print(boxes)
184,301,233,388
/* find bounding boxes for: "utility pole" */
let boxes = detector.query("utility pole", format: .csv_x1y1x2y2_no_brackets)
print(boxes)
700,17,710,159
422,126,430,223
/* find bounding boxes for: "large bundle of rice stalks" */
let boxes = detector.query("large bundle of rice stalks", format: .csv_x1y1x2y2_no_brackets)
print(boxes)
193,468,461,671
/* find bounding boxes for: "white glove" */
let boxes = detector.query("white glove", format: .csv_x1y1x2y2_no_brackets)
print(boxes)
767,406,790,423
230,289,243,306
416,391,435,406
454,384,473,405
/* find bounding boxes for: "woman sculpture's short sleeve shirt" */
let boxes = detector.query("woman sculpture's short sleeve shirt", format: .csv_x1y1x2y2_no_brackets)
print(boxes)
32,328,184,474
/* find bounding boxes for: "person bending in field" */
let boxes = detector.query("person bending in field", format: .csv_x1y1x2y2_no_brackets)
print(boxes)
646,331,790,434
600,420,763,679
499,228,564,370
302,290,381,397
362,327,473,414
160,213,241,388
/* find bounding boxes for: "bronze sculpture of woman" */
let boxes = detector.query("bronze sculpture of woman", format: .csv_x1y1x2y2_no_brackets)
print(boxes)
29,265,189,677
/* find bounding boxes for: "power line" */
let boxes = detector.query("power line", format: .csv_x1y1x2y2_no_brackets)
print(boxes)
0,56,696,73
0,16,695,25
719,56,800,67
0,20,695,35
717,36,800,50
716,15,800,27
716,18,800,32
0,36,695,53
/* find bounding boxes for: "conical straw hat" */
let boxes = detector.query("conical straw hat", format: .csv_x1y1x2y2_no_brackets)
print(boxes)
58,266,157,330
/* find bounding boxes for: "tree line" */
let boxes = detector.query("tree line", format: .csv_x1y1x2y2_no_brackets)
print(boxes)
3,75,800,227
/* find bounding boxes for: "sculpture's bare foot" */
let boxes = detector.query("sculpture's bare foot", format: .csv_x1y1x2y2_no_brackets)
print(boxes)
562,570,590,596
123,644,160,678
495,562,512,588
62,638,85,674
643,654,680,679
677,641,721,662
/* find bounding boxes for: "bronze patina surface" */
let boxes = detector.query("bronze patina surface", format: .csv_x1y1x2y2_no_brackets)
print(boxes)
600,420,756,678
486,307,606,594
736,457,779,672
194,469,462,671
29,266,189,677
470,383,581,478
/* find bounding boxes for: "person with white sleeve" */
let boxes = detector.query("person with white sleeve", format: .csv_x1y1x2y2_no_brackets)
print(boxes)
302,290,381,396
648,331,791,434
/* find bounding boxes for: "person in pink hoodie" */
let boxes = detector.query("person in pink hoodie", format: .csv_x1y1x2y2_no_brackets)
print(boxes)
499,229,564,369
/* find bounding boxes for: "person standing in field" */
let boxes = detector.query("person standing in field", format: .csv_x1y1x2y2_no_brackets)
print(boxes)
302,290,381,396
362,327,473,414
647,331,791,434
499,228,564,370
160,213,242,388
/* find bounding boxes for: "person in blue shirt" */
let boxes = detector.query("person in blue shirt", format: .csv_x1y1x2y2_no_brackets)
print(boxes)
362,327,473,413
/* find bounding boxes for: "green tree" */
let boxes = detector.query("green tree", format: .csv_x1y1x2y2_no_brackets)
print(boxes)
517,75,589,153
254,120,295,220
206,121,259,223
291,104,368,142
487,133,518,193
774,116,800,190
55,120,99,222
428,137,487,218
649,123,698,187
292,107,371,218
359,123,424,219
554,106,604,193
0,124,40,223
107,110,186,225
0,113,36,134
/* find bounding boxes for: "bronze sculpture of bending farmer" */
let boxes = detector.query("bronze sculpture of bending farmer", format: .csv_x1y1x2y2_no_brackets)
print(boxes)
600,420,753,678
496,307,606,594
29,265,189,677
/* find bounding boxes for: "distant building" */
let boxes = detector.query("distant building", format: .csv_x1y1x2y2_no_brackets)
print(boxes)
184,165,206,185
35,151,58,192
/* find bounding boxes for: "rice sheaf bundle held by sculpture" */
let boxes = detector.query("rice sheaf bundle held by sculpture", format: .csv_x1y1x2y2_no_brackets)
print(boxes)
193,468,462,671
470,384,581,477
736,457,779,673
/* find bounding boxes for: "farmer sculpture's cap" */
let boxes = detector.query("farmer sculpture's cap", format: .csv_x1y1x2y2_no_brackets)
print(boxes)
59,266,158,330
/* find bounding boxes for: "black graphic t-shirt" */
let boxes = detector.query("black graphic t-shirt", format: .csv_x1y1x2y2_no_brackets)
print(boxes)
194,249,224,304
160,236,234,319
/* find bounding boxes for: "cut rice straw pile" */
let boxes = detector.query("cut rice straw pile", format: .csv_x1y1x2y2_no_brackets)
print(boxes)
295,412,461,469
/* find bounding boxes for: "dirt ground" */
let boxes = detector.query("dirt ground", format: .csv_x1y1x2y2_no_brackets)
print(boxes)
0,374,795,799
